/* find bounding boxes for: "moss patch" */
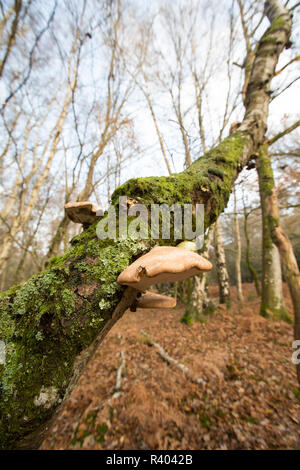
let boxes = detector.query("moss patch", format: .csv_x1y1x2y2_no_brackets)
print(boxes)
112,133,248,229
0,232,150,449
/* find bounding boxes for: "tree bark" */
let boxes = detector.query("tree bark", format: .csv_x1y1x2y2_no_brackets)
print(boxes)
181,226,215,323
243,208,261,296
257,145,289,319
191,227,215,316
257,144,300,381
257,161,288,319
234,187,244,301
0,1,293,449
214,218,231,304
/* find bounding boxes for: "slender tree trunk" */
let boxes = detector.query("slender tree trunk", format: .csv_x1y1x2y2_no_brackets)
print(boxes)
257,144,299,381
191,227,215,314
0,1,293,449
181,226,215,323
43,215,72,268
0,265,7,292
43,18,131,265
234,187,243,301
214,218,231,304
0,61,76,273
0,0,22,78
141,75,172,175
257,147,290,320
243,210,261,296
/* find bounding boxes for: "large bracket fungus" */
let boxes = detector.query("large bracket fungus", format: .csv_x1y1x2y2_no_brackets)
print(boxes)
64,205,212,312
118,246,212,312
117,245,212,291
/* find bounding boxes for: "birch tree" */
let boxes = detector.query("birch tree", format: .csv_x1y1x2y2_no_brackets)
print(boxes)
214,218,231,304
233,186,244,301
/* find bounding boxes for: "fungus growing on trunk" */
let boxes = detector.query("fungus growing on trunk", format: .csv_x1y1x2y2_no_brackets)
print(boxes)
117,245,212,291
136,291,177,309
64,201,103,226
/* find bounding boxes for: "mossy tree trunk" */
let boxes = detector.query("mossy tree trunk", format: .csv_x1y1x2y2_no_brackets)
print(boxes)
257,144,289,319
214,218,231,304
257,144,300,382
0,1,293,449
257,145,290,320
259,211,288,319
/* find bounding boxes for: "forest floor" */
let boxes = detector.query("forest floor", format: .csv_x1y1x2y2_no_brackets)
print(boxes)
41,283,300,450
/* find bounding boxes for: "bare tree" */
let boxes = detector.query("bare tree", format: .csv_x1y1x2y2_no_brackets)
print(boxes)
44,0,144,264
0,23,82,274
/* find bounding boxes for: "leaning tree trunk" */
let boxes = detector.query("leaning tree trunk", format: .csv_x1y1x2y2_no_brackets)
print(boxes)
257,144,300,381
214,218,231,305
234,187,244,301
0,1,293,449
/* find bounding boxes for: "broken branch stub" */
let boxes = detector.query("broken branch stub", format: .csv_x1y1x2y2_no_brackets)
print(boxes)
117,246,212,291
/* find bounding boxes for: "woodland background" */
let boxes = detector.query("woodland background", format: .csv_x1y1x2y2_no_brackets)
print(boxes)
0,0,299,292
0,0,300,451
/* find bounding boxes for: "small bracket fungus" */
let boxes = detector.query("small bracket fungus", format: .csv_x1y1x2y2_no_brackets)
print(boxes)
64,201,103,226
117,246,212,291
136,291,177,309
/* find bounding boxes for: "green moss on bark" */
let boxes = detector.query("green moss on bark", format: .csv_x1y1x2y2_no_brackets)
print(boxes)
0,132,248,449
261,15,288,45
260,301,292,322
112,133,247,228
0,232,149,449
257,144,291,323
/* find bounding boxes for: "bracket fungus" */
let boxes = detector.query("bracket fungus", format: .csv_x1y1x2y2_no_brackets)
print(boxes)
117,245,212,291
136,291,177,309
64,201,103,226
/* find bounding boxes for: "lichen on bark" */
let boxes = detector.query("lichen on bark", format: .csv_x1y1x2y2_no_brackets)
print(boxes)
0,131,248,449
0,232,150,449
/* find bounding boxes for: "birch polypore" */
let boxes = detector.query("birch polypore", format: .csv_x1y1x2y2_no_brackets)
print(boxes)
117,246,212,291
136,292,176,309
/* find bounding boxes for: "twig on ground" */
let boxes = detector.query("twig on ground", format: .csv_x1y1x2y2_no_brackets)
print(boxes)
112,351,125,399
90,350,126,414
140,329,206,385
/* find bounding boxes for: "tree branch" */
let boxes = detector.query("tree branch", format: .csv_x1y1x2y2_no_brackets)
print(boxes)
268,119,300,145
